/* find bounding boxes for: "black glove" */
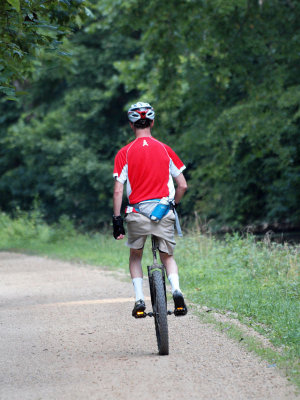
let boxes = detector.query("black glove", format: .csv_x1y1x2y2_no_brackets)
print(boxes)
170,200,178,210
112,215,125,239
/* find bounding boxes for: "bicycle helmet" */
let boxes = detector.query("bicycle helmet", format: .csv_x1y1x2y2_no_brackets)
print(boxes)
128,102,155,123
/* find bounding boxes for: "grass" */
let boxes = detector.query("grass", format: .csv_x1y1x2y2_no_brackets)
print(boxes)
0,210,299,385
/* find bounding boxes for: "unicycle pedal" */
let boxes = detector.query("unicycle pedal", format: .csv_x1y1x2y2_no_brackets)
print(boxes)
134,310,147,318
174,306,187,316
132,300,146,318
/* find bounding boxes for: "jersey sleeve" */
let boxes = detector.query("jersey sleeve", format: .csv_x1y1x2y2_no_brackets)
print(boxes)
164,144,186,177
113,149,128,183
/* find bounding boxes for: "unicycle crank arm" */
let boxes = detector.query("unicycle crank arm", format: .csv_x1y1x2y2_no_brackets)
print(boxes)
135,310,174,318
133,311,156,318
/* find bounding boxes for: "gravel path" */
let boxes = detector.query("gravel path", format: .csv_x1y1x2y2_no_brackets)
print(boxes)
0,252,298,400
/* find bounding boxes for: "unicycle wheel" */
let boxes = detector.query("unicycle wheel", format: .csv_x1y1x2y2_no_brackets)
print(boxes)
152,269,169,355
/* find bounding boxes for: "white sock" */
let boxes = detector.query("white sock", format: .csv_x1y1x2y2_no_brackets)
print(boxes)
132,277,144,301
168,273,181,294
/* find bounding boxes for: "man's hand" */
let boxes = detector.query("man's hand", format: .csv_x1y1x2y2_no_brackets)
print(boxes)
113,215,125,240
170,199,178,210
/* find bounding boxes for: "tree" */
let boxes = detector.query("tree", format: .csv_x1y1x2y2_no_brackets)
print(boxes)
1,0,299,230
0,10,138,228
0,0,89,99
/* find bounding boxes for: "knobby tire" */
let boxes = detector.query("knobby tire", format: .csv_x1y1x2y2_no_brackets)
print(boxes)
152,270,169,355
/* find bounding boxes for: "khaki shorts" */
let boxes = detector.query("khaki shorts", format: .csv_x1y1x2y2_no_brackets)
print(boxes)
125,210,176,255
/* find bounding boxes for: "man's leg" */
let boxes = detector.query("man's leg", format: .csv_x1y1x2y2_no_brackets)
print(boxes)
159,251,187,315
159,252,180,293
129,248,146,316
129,248,143,279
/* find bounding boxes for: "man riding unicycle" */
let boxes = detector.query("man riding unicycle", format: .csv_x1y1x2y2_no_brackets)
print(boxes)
112,102,188,317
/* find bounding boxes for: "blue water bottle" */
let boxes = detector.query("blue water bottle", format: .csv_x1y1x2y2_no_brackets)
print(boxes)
150,198,170,222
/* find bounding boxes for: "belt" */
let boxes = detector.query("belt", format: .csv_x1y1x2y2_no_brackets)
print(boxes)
125,201,183,237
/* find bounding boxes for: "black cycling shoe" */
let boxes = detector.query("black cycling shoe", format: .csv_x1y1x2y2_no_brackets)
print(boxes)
173,290,188,316
132,299,146,318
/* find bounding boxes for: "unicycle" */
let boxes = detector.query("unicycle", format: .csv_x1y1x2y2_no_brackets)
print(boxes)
133,235,187,355
147,235,169,355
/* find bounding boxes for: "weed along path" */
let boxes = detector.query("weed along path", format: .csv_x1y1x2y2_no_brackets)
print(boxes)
0,252,298,400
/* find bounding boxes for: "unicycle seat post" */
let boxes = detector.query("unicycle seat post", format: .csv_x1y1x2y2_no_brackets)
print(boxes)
151,235,159,265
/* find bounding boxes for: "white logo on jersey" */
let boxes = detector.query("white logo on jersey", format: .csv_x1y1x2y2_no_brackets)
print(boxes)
143,140,149,147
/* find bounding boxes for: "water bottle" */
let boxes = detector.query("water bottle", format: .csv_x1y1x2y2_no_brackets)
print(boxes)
150,198,170,222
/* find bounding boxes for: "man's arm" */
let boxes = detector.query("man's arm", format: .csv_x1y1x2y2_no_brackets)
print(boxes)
113,180,125,240
174,173,188,205
113,180,124,216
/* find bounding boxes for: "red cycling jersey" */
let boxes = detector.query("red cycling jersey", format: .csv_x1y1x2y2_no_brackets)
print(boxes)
113,137,186,204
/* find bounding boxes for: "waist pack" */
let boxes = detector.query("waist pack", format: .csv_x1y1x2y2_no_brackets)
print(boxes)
127,199,169,221
125,199,183,236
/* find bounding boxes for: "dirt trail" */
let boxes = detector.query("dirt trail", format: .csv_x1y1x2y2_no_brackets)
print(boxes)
0,252,298,400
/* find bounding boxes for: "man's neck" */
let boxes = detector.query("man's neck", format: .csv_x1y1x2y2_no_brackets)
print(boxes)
134,127,152,138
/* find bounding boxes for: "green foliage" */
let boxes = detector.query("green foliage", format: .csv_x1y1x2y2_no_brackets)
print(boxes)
0,13,136,227
0,208,77,245
176,232,299,352
189,87,300,227
0,0,299,229
0,0,89,97
97,0,300,229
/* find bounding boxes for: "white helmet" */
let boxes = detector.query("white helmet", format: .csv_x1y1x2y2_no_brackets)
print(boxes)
128,102,155,123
